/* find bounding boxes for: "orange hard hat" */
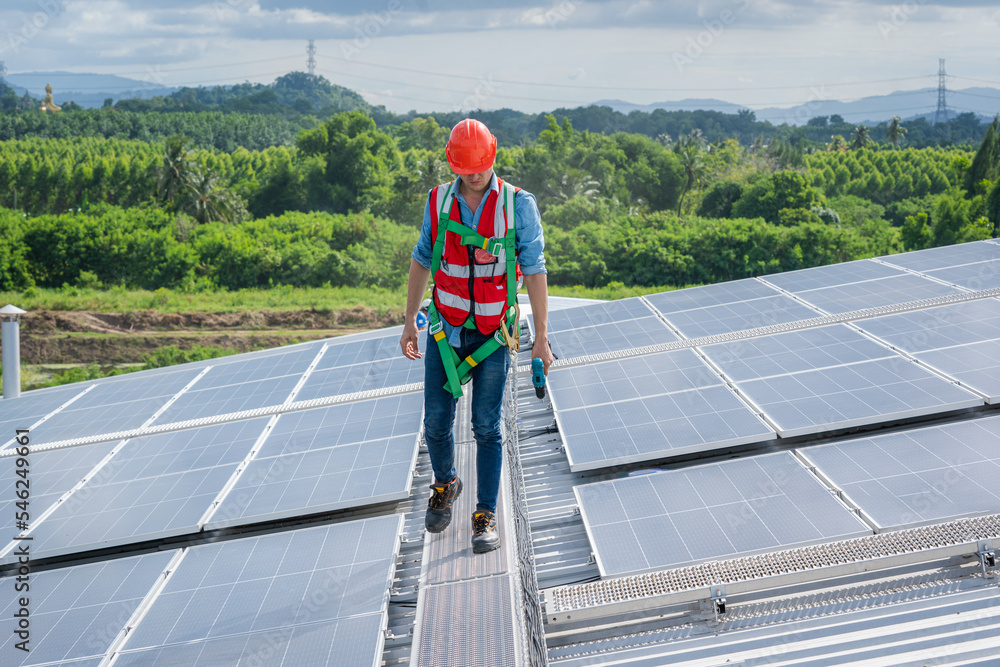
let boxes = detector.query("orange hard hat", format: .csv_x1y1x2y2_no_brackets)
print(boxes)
445,119,497,174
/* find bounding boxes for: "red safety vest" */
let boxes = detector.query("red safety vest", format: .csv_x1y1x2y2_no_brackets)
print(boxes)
430,178,520,334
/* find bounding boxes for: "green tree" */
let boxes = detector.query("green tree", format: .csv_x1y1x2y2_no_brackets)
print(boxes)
901,212,933,250
157,135,194,204
964,116,1000,193
674,130,707,216
297,111,399,213
731,171,823,224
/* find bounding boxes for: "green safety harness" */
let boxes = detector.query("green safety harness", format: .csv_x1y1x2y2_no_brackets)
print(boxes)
427,180,519,399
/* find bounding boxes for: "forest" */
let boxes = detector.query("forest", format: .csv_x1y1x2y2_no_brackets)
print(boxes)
2,72,1000,298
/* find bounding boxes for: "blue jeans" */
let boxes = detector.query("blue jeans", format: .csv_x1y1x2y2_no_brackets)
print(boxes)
424,327,510,513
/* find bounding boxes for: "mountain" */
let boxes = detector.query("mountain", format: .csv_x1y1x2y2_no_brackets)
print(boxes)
593,87,1000,126
3,71,177,108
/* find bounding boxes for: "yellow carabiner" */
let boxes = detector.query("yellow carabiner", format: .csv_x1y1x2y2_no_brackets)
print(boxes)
498,303,520,352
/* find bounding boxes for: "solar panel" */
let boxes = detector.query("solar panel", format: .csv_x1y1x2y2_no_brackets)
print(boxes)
853,300,1000,353
0,384,88,450
0,442,119,563
644,279,779,314
549,350,773,471
114,515,402,667
761,259,905,292
878,240,1000,272
26,419,270,558
575,451,871,577
25,368,204,445
548,349,722,411
153,374,301,423
800,415,1000,530
313,333,400,371
206,394,423,529
925,259,1000,291
0,550,173,666
737,357,981,437
549,317,679,359
701,324,895,382
792,274,962,314
546,297,653,332
294,356,424,401
915,341,1000,403
660,295,821,338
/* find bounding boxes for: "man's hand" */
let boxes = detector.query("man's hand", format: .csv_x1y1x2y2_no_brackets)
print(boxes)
400,322,422,360
532,336,554,375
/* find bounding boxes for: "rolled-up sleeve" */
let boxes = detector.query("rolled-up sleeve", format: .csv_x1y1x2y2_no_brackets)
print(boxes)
411,191,434,270
515,190,546,275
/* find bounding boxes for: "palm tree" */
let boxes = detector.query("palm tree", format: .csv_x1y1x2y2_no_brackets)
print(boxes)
157,135,193,203
886,116,907,149
182,167,245,224
674,130,707,216
851,125,871,150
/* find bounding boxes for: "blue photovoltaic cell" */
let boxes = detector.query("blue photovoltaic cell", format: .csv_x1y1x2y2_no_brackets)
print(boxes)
0,442,118,563
801,415,1000,529
207,394,422,528
0,384,88,450
557,393,773,472
916,341,1000,403
294,356,424,401
548,349,722,411
661,295,821,339
925,259,1000,291
25,368,203,445
27,419,270,558
154,374,301,423
854,300,1000,353
878,240,1000,272
576,452,871,576
180,344,320,391
115,515,401,667
547,297,653,332
548,317,679,359
645,279,779,314
761,259,905,293
313,332,400,371
701,324,895,382
793,274,962,314
738,357,981,437
0,551,172,666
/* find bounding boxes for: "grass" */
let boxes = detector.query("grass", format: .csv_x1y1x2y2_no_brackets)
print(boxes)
0,282,681,314
0,284,408,314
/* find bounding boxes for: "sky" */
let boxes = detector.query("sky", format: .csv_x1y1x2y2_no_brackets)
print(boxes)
1,0,999,115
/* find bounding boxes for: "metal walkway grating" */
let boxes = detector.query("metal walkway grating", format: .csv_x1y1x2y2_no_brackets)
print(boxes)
544,513,1000,625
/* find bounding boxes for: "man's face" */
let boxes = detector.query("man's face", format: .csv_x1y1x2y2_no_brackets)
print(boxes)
459,168,492,194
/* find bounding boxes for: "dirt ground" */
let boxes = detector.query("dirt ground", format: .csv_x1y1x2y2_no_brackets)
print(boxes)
12,307,403,364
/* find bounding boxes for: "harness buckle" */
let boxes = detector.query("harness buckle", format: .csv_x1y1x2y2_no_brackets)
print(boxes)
429,319,443,335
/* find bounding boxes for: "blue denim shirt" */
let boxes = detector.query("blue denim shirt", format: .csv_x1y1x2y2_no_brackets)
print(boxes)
412,173,545,347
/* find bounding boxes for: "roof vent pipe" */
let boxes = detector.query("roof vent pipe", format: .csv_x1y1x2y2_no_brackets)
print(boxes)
1,304,27,400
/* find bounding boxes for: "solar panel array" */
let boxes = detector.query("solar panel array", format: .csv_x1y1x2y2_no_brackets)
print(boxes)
547,242,1000,475
800,415,1000,530
549,349,773,471
0,328,424,565
1,515,401,667
576,452,871,576
856,299,1000,402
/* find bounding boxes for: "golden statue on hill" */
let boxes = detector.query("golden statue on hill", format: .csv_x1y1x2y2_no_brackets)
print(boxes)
40,83,61,112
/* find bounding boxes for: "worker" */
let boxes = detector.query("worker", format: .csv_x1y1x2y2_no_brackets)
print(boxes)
416,298,430,330
400,119,553,553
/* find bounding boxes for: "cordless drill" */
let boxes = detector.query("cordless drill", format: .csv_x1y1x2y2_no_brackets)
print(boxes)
532,357,547,400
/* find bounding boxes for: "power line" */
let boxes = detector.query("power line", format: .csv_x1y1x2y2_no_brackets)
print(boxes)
316,54,933,94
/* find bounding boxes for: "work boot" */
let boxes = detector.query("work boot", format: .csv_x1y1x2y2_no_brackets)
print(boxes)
471,510,500,553
425,476,462,533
